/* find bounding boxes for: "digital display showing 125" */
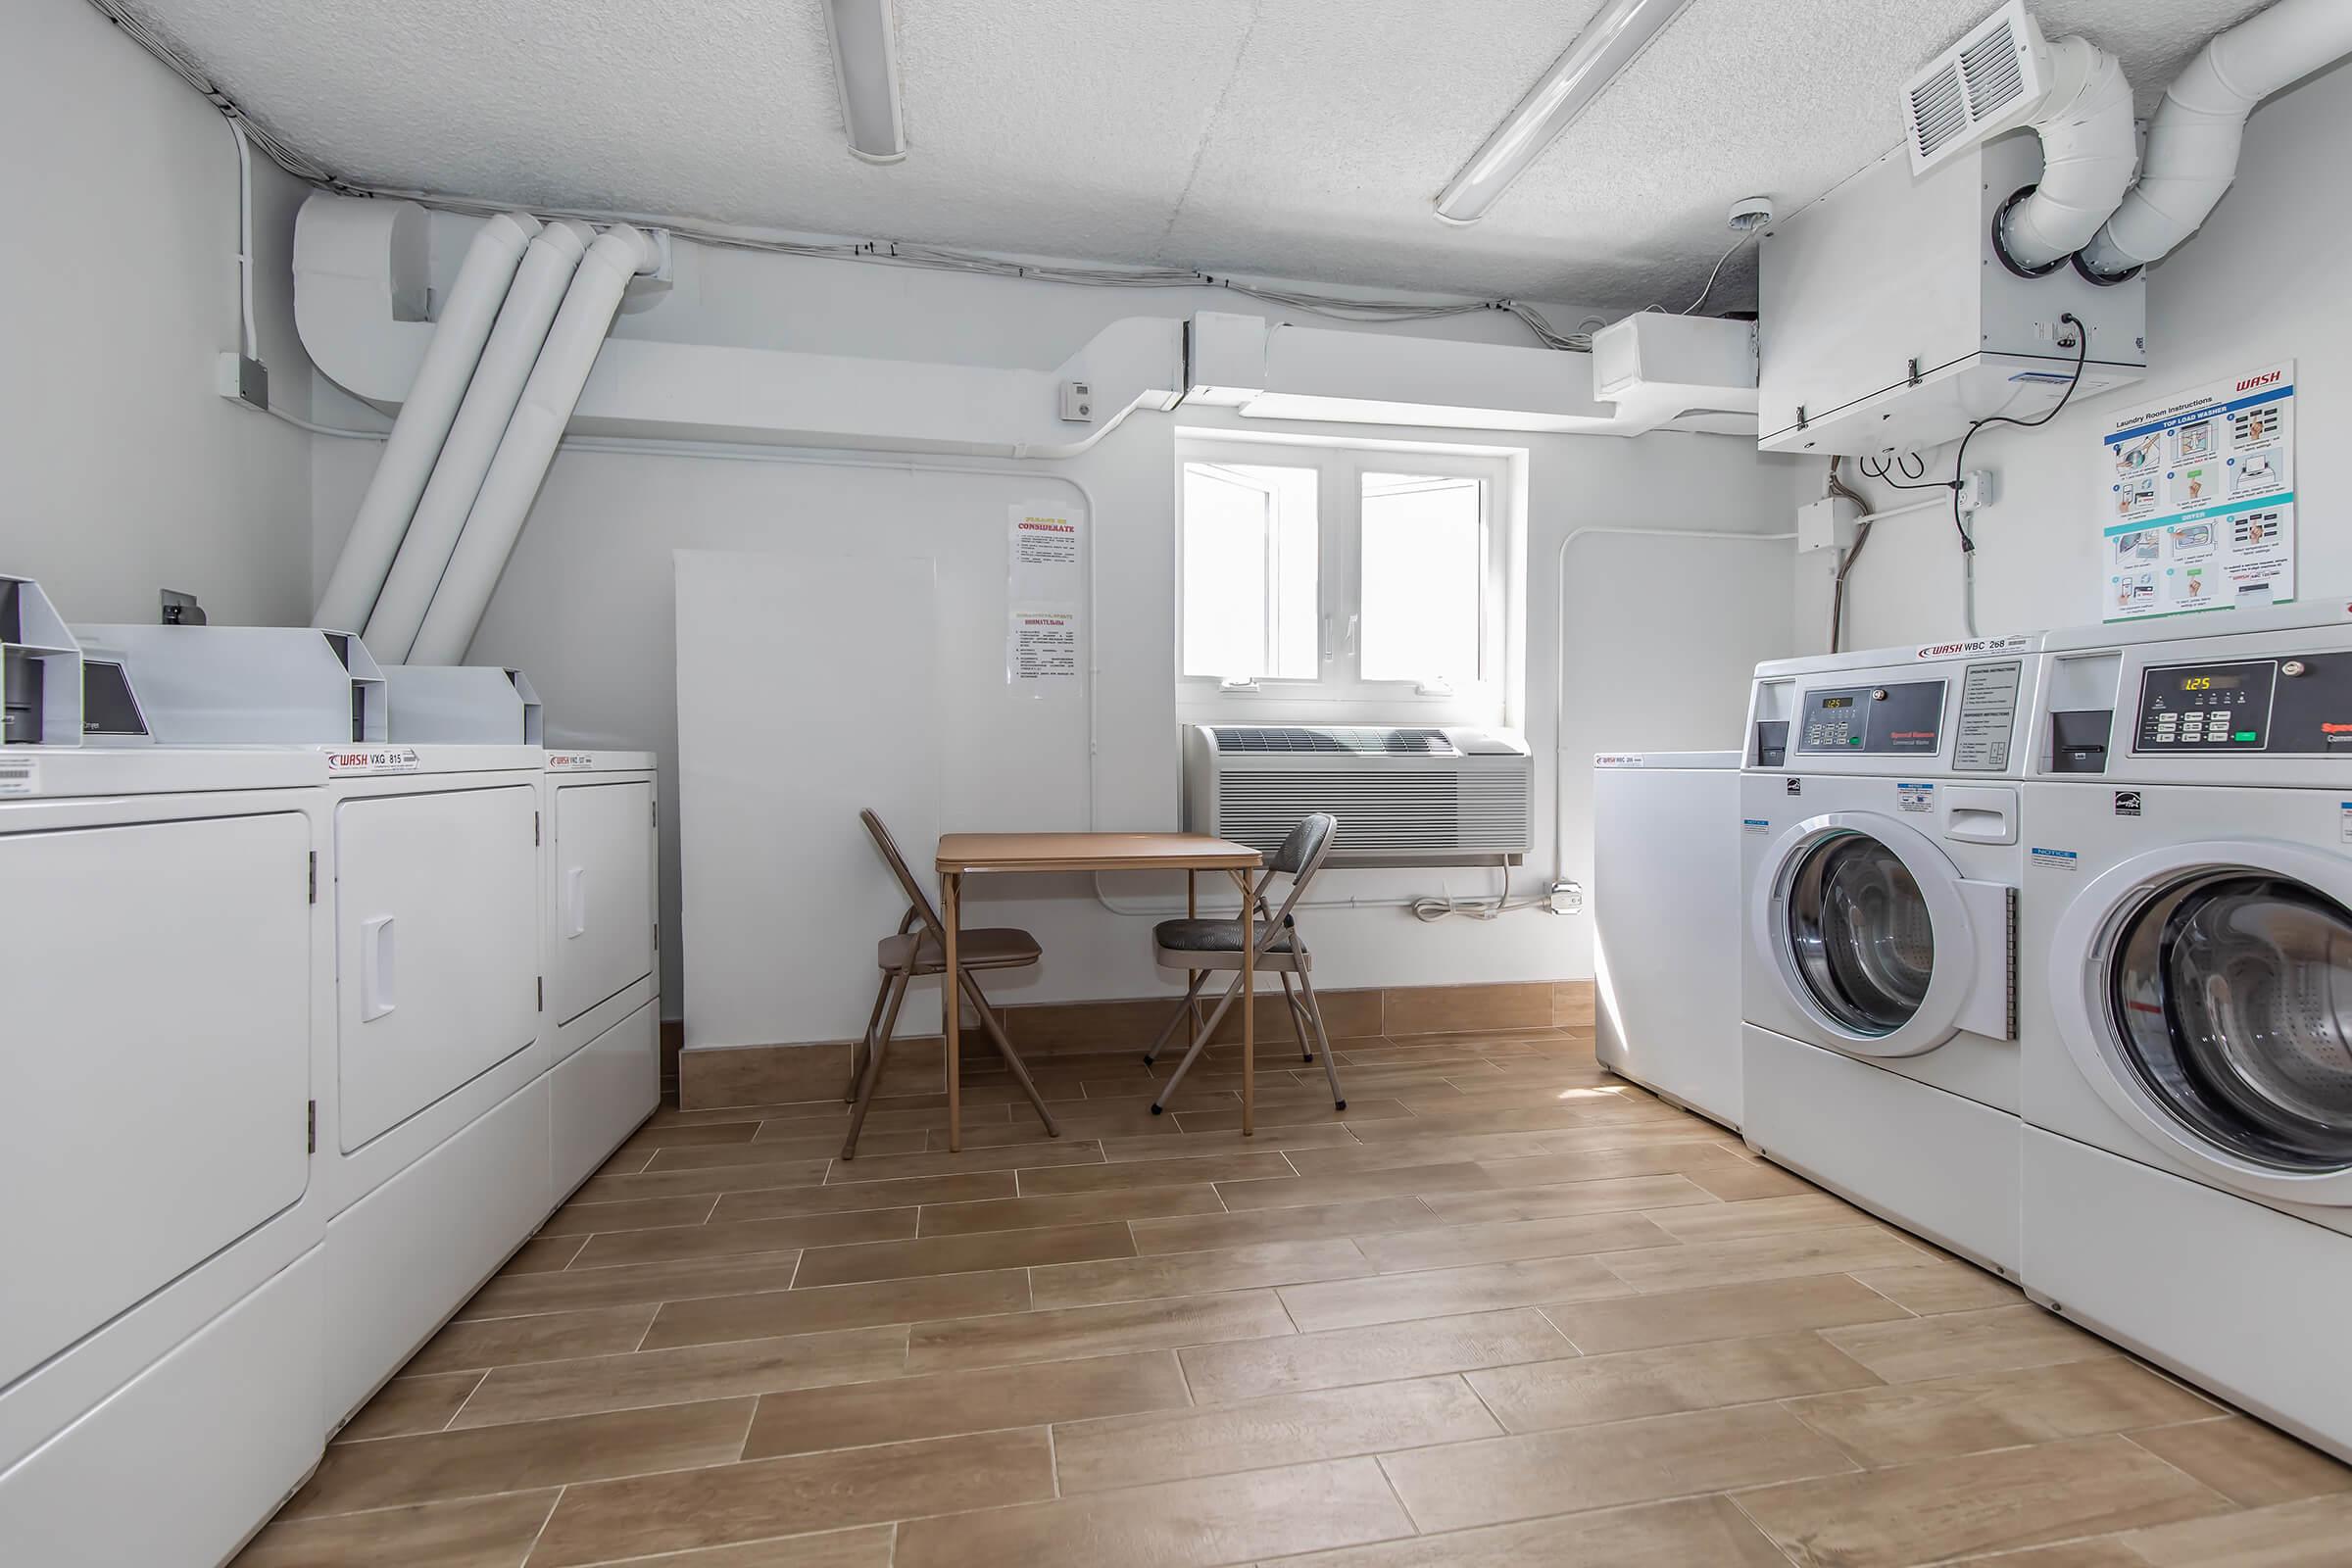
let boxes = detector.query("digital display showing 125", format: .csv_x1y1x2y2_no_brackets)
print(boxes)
2180,674,2243,692
1819,696,1854,709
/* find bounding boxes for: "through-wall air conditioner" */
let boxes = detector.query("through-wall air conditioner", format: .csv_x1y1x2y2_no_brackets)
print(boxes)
1182,725,1534,868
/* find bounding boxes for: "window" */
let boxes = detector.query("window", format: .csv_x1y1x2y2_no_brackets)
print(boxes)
1177,438,1513,719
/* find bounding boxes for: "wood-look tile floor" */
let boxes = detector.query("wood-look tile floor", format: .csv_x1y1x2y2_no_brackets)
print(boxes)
235,1028,2352,1568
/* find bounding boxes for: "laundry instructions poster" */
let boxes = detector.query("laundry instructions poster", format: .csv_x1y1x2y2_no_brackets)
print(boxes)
2100,361,2294,621
1006,504,1083,688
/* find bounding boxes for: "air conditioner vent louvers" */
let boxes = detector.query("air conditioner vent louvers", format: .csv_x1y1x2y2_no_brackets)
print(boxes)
1961,22,2026,118
1184,724,1532,867
1909,66,1970,161
1208,726,1456,756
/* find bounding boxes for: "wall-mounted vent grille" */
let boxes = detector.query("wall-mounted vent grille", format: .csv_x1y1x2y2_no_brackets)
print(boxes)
1901,1,2047,174
1183,724,1531,867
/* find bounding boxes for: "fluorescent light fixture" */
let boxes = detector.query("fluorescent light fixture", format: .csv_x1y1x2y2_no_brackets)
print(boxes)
822,0,906,164
1434,0,1696,223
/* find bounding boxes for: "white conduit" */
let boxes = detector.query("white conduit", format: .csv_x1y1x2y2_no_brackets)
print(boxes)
2082,0,2352,277
366,220,595,662
312,211,540,633
409,224,662,664
1996,36,2137,272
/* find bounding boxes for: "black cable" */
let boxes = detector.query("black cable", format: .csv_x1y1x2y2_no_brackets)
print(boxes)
1858,452,1948,491
1948,311,2089,552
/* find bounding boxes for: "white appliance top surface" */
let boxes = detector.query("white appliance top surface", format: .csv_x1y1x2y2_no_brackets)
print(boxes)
1594,751,1740,769
0,746,322,797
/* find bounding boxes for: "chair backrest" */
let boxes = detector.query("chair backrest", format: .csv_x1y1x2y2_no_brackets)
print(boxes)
1260,812,1339,933
859,808,945,940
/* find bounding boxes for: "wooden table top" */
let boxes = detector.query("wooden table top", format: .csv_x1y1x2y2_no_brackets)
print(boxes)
937,831,1261,875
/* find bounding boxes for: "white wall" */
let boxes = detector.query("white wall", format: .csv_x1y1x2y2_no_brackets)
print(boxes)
1827,60,2352,651
314,336,1801,1036
0,5,316,626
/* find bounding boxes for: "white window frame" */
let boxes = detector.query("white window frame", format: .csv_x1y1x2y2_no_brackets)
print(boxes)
1175,435,1514,726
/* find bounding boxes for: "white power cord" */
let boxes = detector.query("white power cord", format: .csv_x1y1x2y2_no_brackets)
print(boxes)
1408,863,1550,922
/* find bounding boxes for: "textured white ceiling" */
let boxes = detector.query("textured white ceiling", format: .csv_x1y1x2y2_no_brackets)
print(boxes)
122,0,2274,310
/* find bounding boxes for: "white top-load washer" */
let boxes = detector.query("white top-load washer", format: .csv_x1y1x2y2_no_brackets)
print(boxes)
1593,752,1744,1129
2019,602,2352,1462
1740,634,2049,1275
0,748,330,1568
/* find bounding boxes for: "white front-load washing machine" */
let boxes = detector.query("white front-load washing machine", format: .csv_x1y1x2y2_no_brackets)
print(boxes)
2021,603,2352,1462
1740,635,2048,1276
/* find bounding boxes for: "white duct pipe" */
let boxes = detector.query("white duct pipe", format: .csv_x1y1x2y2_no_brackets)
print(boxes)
1997,35,2138,271
365,220,596,662
2082,0,2352,277
312,211,540,632
408,225,662,665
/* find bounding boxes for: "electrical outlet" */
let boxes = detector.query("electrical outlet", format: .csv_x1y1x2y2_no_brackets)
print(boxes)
1957,468,1996,514
1548,880,1585,915
214,351,269,412
1059,381,1095,422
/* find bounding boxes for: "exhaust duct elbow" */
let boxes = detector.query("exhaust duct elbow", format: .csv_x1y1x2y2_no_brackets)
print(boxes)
2082,0,2352,277
1994,35,2138,274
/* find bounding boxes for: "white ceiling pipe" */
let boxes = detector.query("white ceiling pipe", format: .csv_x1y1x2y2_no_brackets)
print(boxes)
312,210,539,633
1995,35,2137,272
365,220,595,662
2082,0,2352,277
408,225,662,665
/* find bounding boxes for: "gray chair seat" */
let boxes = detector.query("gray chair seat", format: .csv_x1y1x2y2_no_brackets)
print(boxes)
1152,918,1296,956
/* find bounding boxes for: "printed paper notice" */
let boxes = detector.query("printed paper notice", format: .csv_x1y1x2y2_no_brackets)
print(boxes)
1007,609,1079,685
2100,362,2294,621
1009,507,1083,600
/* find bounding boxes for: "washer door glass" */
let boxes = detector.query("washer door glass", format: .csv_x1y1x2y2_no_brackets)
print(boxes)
2111,874,2352,1172
1786,831,1935,1036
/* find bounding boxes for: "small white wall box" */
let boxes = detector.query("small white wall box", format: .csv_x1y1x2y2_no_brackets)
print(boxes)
0,574,82,745
1757,130,2146,457
1182,724,1534,867
1592,314,1760,435
385,665,546,745
70,624,388,746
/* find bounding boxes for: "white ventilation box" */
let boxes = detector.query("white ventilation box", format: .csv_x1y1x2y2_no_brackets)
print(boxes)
1903,1,2052,173
1591,314,1759,436
1182,725,1533,867
1757,128,2145,458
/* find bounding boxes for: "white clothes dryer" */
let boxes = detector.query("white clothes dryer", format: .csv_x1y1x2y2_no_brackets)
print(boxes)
2021,603,2352,1462
1740,635,2048,1275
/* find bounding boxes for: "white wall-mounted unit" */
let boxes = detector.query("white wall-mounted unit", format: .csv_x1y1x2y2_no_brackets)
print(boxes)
1,574,81,746
0,749,326,1568
542,750,662,1196
385,664,545,745
1590,314,1759,437
1182,724,1533,867
70,623,388,746
1758,130,2146,458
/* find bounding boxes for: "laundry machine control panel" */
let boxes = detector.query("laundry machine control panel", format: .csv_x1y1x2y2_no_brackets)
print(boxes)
2134,650,2352,755
1796,679,1946,757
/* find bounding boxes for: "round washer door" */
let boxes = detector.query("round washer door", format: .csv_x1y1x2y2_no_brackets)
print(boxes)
2051,839,2352,1205
1754,811,1981,1058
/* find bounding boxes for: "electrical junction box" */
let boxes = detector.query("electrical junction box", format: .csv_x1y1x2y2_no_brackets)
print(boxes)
1757,129,2145,458
1796,497,1858,557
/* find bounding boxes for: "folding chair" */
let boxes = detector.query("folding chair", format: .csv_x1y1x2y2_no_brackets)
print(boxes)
841,808,1059,1157
1142,813,1345,1115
